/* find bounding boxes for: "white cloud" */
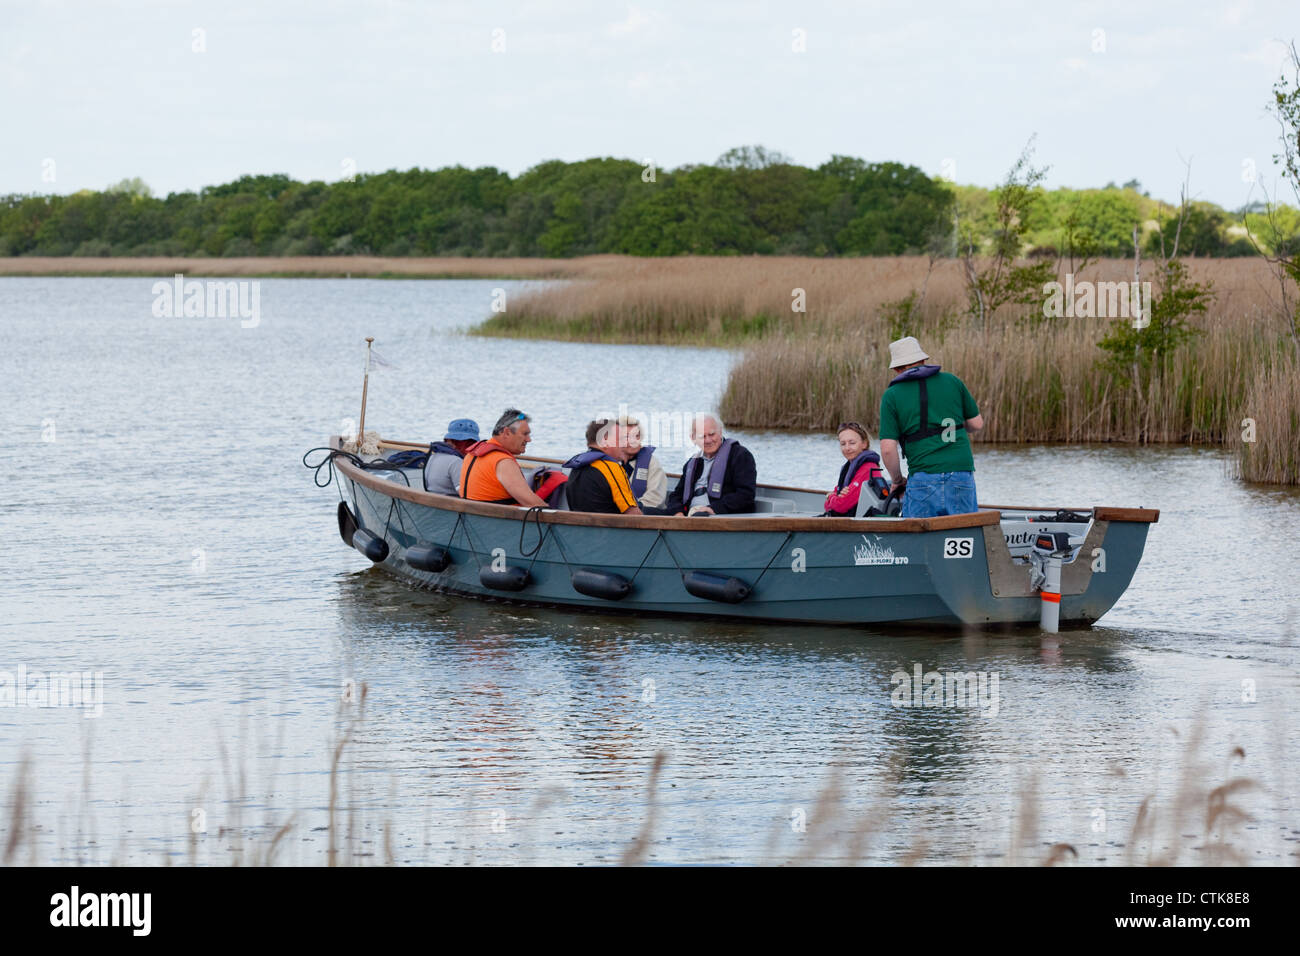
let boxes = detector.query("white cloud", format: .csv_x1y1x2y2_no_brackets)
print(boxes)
1222,0,1252,27
609,5,653,37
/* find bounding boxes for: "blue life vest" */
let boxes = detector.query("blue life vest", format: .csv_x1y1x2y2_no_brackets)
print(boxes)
836,449,882,492
429,441,464,458
681,439,735,504
886,364,963,454
386,449,430,468
626,445,656,498
563,449,621,469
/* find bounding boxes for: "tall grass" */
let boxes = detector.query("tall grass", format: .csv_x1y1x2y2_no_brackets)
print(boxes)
1235,363,1300,484
475,256,1299,481
723,316,1295,443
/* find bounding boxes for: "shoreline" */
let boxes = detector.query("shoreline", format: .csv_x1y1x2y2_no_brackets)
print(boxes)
0,255,593,279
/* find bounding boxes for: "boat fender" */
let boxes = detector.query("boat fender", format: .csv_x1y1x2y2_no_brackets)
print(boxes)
405,543,452,573
480,566,530,591
351,527,389,563
682,570,751,604
571,568,633,601
337,501,359,547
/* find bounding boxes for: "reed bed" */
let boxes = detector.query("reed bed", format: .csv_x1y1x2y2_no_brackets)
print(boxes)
1235,363,1300,484
477,256,1288,344
476,255,1299,481
723,316,1294,444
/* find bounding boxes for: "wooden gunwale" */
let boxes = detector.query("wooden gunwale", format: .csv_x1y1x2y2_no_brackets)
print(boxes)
344,439,1160,528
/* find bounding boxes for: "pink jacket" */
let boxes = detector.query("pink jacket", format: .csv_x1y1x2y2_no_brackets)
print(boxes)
824,461,884,516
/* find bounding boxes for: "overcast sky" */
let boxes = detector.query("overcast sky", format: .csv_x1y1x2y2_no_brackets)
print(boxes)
2,0,1295,207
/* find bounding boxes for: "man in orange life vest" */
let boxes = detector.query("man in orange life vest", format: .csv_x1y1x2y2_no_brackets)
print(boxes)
459,408,549,507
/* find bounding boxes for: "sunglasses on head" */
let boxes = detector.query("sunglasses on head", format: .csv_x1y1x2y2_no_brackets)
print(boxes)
837,421,865,433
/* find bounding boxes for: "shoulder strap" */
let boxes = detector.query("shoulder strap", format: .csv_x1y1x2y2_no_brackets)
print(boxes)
899,376,964,453
459,453,478,497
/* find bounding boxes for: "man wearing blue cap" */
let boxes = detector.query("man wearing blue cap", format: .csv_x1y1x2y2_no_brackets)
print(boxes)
423,418,480,495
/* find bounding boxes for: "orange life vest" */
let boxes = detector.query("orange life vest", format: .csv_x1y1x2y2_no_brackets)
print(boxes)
459,440,518,504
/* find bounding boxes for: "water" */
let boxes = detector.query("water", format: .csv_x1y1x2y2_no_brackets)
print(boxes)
1,277,1297,865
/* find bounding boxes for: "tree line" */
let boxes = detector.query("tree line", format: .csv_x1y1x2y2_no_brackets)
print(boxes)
1,145,1295,259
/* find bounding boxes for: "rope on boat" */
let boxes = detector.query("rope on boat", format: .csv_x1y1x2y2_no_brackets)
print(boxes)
514,510,578,577
381,496,401,541
627,532,666,585
656,532,689,578
442,512,467,557
751,531,795,589
301,447,412,489
453,508,492,571
519,507,547,557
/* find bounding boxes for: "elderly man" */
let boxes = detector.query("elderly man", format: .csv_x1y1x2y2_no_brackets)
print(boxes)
653,413,756,516
878,336,984,518
563,419,643,515
458,408,549,507
423,418,480,495
620,416,668,509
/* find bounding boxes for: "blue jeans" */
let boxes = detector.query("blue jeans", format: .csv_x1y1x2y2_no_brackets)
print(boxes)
901,471,978,518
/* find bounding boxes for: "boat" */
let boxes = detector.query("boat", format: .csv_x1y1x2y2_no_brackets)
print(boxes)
311,435,1159,630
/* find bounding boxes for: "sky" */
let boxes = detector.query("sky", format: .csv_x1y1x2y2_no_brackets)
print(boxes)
2,0,1296,208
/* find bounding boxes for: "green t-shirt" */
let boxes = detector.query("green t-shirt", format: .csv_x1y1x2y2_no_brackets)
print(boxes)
878,370,979,474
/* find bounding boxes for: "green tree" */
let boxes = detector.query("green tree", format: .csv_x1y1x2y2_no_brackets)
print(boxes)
960,140,1056,326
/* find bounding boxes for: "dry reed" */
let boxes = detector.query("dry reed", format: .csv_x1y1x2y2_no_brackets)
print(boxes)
1234,364,1300,484
472,255,1298,480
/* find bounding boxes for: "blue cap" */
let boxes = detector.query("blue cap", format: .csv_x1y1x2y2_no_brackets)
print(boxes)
444,418,480,442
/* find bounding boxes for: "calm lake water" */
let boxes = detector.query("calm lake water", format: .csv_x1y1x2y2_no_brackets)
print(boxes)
1,276,1297,865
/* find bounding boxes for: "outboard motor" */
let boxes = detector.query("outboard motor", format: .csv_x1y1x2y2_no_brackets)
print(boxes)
855,476,904,518
1029,531,1083,632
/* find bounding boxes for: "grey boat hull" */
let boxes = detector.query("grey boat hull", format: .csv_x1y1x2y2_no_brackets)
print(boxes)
332,443,1158,629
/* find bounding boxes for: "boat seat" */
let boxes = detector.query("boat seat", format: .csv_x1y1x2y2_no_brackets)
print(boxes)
753,496,795,513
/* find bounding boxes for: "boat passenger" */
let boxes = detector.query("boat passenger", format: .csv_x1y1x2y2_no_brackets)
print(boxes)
619,416,668,509
823,422,892,517
423,418,480,495
878,336,984,518
651,413,756,516
563,419,643,515
458,408,549,507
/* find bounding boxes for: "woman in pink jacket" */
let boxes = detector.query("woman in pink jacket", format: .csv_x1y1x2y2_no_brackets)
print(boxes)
824,422,892,517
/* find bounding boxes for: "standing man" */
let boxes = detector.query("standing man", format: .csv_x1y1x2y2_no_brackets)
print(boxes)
878,336,984,518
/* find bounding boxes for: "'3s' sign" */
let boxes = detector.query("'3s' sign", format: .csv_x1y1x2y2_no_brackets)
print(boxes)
943,537,974,558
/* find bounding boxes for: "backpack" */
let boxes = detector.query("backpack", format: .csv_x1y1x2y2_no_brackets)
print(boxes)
385,448,431,468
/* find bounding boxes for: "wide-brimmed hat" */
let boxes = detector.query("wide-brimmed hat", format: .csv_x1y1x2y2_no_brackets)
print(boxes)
888,336,930,369
444,418,480,441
